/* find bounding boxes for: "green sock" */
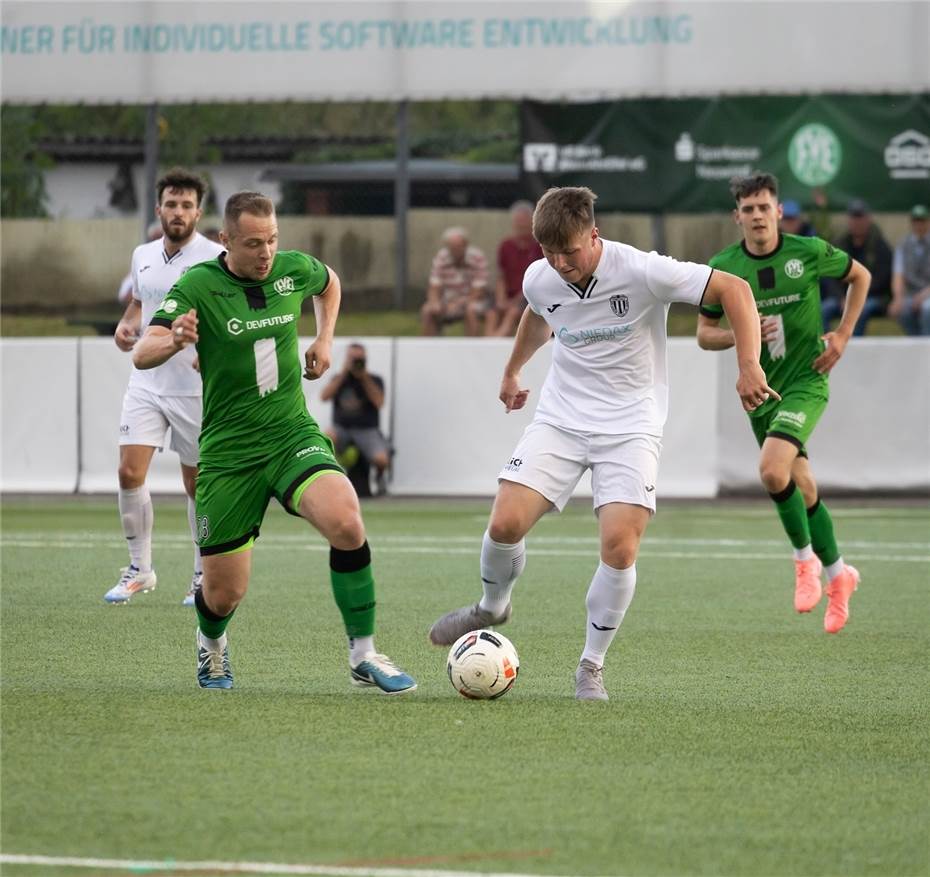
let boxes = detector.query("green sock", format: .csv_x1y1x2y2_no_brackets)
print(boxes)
807,499,840,566
330,543,376,638
194,588,235,640
770,481,811,549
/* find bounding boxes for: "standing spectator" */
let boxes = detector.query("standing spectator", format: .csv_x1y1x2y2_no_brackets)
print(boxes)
889,204,930,335
484,201,543,337
779,200,816,237
320,343,391,497
822,199,893,335
420,227,489,336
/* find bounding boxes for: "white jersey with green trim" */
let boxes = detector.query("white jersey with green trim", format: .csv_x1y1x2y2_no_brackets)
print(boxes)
127,232,223,396
523,238,711,436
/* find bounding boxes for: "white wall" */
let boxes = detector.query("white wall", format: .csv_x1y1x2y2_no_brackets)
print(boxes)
717,339,930,492
1,340,79,492
2,337,928,496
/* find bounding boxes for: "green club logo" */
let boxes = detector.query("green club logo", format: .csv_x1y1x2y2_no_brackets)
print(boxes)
788,123,842,186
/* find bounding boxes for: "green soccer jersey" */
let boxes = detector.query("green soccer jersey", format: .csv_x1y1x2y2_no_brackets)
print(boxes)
703,234,851,394
151,250,330,467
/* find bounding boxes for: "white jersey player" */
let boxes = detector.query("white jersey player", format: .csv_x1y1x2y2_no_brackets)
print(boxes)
105,169,223,606
429,186,776,700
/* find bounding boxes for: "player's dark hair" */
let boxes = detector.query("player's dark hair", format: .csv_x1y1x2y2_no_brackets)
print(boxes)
156,167,208,207
532,187,597,249
730,172,779,203
224,192,275,232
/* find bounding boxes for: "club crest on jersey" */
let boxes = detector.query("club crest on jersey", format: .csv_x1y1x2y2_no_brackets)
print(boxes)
784,259,805,279
609,294,629,317
160,298,179,314
273,276,295,295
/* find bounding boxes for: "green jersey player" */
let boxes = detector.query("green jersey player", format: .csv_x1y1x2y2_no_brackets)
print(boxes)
697,172,871,634
133,191,415,693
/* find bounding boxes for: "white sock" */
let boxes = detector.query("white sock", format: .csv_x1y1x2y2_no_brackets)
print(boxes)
477,530,526,616
825,558,845,581
793,544,815,561
349,636,375,665
187,496,202,575
580,561,637,667
119,485,153,572
197,629,226,651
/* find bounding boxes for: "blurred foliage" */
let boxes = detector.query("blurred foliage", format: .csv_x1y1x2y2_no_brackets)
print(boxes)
1,107,53,217
1,100,520,216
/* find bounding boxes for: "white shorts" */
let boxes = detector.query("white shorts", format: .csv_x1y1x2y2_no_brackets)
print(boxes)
119,387,201,467
499,421,661,513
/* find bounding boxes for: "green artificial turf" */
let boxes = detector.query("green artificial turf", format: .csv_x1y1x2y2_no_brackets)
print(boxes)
1,497,927,876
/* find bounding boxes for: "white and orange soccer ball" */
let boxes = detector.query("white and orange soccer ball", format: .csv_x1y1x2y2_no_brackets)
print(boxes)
446,629,519,700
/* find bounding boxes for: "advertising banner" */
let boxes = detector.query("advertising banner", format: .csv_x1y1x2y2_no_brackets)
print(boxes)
1,2,927,104
521,94,930,212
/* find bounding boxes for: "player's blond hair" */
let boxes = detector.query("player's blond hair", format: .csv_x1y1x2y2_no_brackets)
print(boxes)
224,192,275,234
532,187,597,249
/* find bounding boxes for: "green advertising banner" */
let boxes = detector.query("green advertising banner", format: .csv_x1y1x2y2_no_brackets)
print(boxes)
521,94,930,212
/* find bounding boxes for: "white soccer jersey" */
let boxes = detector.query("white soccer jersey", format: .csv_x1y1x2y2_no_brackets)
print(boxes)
523,238,712,436
128,233,224,396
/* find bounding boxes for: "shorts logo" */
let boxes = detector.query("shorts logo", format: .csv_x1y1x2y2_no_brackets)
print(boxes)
784,259,805,279
609,294,629,317
160,298,179,314
503,457,523,472
273,276,295,295
296,445,331,458
119,424,129,434
773,409,807,426
197,515,209,543
227,317,243,335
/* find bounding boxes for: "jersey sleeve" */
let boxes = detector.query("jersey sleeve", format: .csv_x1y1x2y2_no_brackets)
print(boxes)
301,252,331,300
814,237,852,280
699,254,726,319
150,277,196,329
645,250,713,306
521,259,547,316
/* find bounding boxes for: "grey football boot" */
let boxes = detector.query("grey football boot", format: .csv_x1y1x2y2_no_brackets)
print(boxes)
575,659,609,701
428,601,512,646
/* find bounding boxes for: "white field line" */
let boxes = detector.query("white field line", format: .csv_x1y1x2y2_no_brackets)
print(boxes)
0,853,609,877
3,532,929,551
1,536,928,564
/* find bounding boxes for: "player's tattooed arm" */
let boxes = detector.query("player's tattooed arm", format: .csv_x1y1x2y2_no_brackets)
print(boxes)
133,309,198,369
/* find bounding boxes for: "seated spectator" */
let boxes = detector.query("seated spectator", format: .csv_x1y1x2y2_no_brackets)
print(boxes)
320,343,391,496
822,199,893,336
420,227,489,336
780,200,816,237
889,204,930,335
484,201,543,337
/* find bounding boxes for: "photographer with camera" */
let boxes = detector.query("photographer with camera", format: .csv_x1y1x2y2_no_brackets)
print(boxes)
320,343,391,496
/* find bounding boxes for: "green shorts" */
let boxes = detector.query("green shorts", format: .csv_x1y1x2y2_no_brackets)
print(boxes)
749,384,829,457
196,426,344,556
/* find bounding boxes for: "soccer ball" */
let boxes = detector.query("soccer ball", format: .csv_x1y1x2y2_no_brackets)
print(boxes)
447,629,519,700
